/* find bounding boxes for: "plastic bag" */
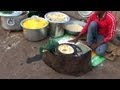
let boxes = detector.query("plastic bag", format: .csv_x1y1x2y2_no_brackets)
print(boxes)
39,39,59,55
91,55,105,67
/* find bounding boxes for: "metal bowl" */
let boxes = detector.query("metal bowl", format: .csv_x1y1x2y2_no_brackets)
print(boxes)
63,20,86,36
78,11,93,18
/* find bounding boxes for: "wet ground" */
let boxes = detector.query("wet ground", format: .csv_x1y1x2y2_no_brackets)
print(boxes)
0,11,120,79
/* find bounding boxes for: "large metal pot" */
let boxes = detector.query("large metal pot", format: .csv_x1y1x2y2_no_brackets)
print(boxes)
1,11,29,31
45,12,70,38
20,16,49,41
48,23,65,38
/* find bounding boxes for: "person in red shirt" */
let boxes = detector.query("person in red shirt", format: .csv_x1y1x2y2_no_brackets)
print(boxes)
70,11,116,56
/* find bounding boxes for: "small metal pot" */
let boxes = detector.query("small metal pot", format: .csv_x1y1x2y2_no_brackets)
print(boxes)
1,11,29,31
20,16,49,41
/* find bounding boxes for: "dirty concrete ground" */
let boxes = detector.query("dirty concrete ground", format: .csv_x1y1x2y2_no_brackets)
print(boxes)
0,12,120,79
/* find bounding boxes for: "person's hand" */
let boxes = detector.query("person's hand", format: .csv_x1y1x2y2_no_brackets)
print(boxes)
69,38,78,43
80,41,93,48
81,41,89,46
90,44,97,50
69,33,83,43
90,41,104,50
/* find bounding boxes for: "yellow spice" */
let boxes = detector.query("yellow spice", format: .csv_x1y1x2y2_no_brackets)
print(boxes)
23,18,48,29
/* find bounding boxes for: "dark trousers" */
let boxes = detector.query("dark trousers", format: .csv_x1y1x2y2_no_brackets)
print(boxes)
87,21,108,56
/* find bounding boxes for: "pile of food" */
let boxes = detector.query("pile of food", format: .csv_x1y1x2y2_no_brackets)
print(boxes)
64,24,83,32
45,12,70,23
58,44,74,54
22,18,48,29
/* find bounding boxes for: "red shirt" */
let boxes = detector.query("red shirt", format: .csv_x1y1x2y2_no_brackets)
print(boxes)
80,12,117,43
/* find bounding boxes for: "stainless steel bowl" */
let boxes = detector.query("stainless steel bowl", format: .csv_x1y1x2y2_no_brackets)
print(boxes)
20,16,49,41
63,20,86,36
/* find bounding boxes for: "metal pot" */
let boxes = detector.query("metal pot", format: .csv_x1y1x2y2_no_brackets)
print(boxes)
1,11,29,31
20,16,49,41
44,12,70,38
49,23,65,38
78,11,93,20
78,11,93,18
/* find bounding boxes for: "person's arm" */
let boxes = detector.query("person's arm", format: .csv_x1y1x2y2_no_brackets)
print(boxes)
73,15,94,41
90,40,104,50
104,17,116,43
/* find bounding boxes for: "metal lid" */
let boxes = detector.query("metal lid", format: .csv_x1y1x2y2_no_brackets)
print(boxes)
0,11,23,17
78,11,93,18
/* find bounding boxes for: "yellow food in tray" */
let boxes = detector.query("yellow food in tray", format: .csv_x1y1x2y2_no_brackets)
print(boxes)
23,18,48,29
58,44,74,54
